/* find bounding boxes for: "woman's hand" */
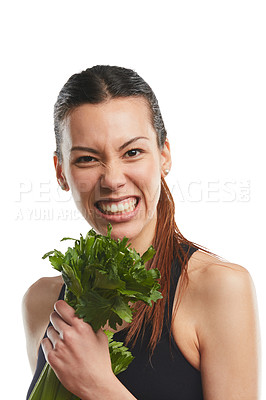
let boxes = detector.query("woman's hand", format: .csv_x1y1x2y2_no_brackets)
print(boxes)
41,300,119,399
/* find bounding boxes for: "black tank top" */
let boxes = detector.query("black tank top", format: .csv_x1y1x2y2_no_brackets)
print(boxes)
27,244,203,400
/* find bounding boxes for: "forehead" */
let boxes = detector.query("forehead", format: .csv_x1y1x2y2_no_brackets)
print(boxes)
63,97,156,145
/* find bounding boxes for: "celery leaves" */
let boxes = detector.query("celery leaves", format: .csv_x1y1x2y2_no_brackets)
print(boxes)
42,224,162,337
30,224,162,400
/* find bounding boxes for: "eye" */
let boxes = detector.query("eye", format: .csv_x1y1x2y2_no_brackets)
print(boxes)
75,155,97,164
124,148,143,158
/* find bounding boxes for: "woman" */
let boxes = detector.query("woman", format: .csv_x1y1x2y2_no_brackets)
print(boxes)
23,65,260,399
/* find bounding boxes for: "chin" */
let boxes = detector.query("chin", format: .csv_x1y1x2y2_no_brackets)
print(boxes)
108,223,141,242
85,208,156,251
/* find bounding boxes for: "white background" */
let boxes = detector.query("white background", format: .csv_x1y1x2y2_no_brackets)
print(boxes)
1,0,265,397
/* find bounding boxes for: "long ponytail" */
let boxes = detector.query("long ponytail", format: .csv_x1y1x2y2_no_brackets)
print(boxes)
125,177,218,353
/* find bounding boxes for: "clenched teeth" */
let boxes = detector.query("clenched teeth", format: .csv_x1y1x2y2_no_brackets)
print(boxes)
97,198,138,214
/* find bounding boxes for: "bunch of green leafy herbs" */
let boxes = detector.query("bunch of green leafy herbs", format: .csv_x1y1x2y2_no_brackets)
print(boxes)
29,224,162,400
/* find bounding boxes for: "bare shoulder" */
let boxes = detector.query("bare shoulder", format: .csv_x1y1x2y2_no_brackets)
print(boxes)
188,249,259,354
188,249,256,301
186,251,260,397
22,275,64,322
172,249,259,376
22,275,64,372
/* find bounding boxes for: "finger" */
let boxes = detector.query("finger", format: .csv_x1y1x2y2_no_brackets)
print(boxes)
47,325,61,346
41,337,53,358
50,310,69,335
96,328,109,345
54,300,77,326
41,337,62,368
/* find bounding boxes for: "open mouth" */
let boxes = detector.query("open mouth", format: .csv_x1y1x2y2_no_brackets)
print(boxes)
95,197,139,215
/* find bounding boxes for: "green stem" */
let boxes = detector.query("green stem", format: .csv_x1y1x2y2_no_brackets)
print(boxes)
28,362,49,400
41,365,60,398
28,362,78,400
55,381,76,399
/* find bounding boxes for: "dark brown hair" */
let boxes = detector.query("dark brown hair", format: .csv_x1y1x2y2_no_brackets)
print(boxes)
54,65,166,162
54,65,219,352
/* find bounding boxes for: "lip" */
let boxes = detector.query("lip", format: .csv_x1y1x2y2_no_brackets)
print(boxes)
94,197,141,222
94,195,139,204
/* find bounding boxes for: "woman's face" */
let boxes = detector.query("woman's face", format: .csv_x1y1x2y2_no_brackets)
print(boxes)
55,97,171,252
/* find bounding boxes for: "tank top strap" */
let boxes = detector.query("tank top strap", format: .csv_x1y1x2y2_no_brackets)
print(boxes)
168,243,199,321
58,283,65,300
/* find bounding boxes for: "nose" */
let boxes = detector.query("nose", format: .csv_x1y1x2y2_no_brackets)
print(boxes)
100,162,127,192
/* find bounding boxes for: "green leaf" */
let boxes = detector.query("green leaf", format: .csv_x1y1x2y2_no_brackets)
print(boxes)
108,312,123,330
42,250,55,259
60,237,77,242
48,255,64,271
85,236,95,258
141,246,156,263
93,269,125,290
80,234,84,253
111,296,133,323
105,330,135,375
61,264,83,299
150,286,164,303
76,291,114,331
107,223,112,237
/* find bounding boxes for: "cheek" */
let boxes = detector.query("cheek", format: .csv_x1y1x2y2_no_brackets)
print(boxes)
130,160,161,203
67,169,98,202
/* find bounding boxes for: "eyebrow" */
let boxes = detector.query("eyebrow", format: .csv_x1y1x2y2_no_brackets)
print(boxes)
118,136,149,151
70,136,149,154
70,146,100,155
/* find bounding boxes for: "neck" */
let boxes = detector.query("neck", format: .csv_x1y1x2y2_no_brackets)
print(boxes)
129,217,157,257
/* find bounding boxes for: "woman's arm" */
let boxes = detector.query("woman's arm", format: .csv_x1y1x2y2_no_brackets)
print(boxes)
41,300,137,400
22,276,64,373
197,264,260,400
